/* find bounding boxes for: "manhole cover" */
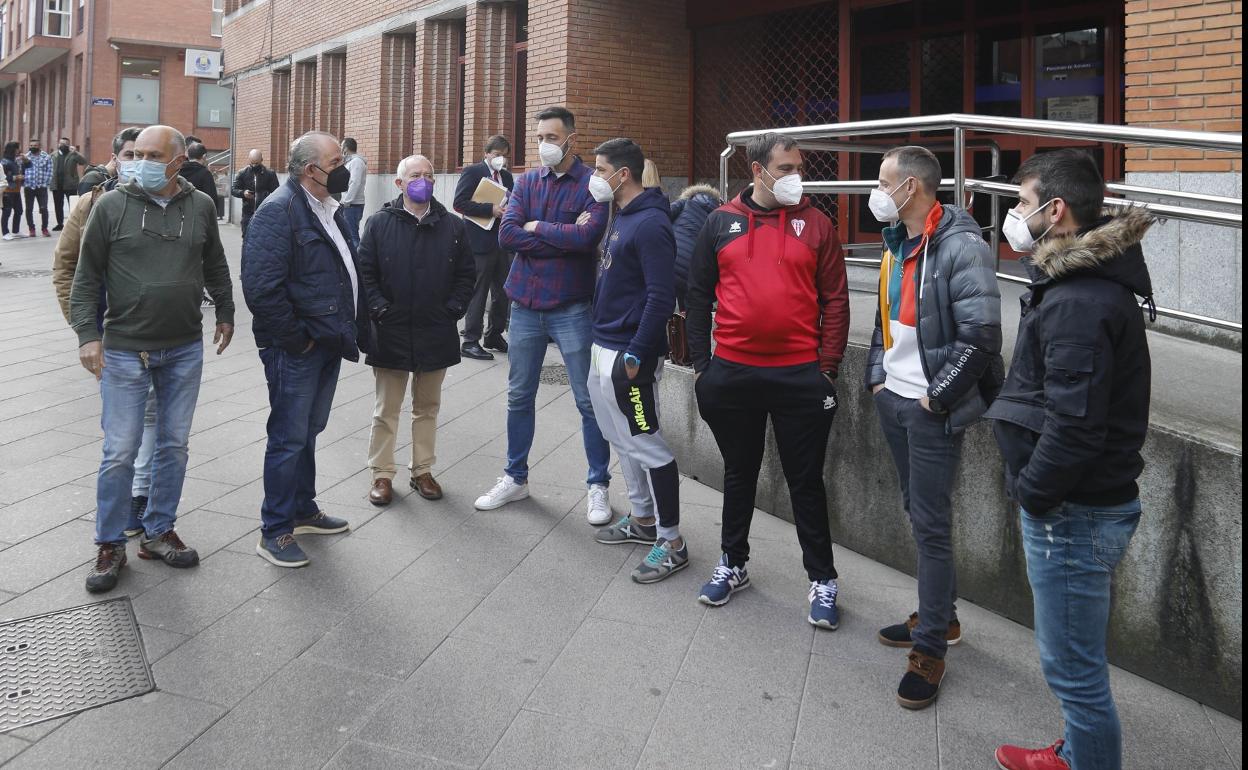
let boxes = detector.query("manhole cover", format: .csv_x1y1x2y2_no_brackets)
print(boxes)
0,269,54,279
539,364,569,385
0,598,154,733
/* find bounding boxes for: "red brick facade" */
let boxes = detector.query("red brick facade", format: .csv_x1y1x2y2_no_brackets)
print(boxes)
1124,0,1243,172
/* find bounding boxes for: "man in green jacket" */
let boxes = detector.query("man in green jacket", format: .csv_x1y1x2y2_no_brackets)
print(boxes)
51,136,87,231
70,125,235,593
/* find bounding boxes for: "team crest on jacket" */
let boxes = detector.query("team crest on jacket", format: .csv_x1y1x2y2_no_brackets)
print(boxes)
792,219,805,236
729,221,742,233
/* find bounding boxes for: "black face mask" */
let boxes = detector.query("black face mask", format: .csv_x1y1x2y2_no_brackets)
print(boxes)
59,145,69,154
312,164,351,195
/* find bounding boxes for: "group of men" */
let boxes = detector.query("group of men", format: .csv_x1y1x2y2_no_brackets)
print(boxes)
55,103,1154,770
1,137,89,240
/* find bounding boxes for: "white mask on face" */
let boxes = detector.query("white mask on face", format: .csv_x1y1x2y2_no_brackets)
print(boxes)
588,168,623,204
868,177,914,223
1003,200,1056,253
538,138,568,168
761,166,803,206
488,155,507,172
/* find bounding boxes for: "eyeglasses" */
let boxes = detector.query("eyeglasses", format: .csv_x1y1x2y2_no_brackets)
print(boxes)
141,203,185,241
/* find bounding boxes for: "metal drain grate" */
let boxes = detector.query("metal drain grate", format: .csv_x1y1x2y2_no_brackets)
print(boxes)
0,598,154,733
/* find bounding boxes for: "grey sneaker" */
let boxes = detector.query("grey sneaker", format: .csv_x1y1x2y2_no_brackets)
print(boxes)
631,538,689,584
138,530,200,568
594,515,658,545
85,544,127,593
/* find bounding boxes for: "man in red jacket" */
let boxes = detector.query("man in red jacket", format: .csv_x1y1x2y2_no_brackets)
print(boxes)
686,132,849,627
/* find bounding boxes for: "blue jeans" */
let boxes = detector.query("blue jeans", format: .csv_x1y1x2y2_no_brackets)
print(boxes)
258,345,341,537
505,302,610,487
130,386,157,500
341,204,364,250
1022,499,1142,770
96,340,203,545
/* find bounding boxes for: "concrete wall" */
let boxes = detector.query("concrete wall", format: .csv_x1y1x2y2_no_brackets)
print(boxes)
661,345,1243,718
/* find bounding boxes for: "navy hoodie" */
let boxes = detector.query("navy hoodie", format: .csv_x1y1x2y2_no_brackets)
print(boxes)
591,186,676,360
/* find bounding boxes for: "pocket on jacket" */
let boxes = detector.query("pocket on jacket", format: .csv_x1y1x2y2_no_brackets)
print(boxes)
1045,342,1095,417
131,281,202,337
299,297,343,343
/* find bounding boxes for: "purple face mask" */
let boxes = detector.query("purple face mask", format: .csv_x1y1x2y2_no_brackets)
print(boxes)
406,177,433,203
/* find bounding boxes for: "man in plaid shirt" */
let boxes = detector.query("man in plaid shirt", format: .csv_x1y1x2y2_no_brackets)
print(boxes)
474,106,615,525
24,139,54,237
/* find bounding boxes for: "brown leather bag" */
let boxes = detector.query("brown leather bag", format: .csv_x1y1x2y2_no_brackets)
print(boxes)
667,311,690,366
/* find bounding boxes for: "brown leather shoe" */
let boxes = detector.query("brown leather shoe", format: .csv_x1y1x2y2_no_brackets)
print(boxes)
368,478,393,506
410,473,443,500
897,647,946,710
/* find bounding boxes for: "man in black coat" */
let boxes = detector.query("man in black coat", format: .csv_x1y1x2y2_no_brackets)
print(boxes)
987,149,1154,770
232,149,281,238
360,154,476,506
452,134,514,360
178,142,221,213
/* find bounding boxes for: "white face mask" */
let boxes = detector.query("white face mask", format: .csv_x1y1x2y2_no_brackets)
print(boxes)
488,155,507,172
1003,200,1056,253
761,166,803,206
868,177,914,223
538,138,568,168
588,168,623,204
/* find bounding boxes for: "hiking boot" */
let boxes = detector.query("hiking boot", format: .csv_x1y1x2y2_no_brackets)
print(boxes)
698,554,750,606
138,530,200,568
878,612,962,648
293,510,350,535
475,475,529,511
995,741,1070,770
586,483,611,525
125,495,148,537
808,579,840,630
632,538,690,584
897,645,945,710
594,515,657,545
85,544,127,593
256,533,309,568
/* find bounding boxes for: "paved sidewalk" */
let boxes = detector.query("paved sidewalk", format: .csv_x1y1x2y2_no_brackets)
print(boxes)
0,227,1241,769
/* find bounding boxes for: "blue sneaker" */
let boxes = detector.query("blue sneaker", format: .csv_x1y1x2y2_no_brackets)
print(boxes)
256,534,310,568
293,510,350,535
808,579,839,630
698,554,749,606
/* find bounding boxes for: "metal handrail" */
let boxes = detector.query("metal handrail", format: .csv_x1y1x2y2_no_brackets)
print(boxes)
719,113,1243,332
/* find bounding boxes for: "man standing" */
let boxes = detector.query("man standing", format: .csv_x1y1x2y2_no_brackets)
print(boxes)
864,146,1003,710
340,137,368,248
472,106,612,525
179,142,221,214
990,150,1154,770
242,131,366,568
23,138,52,237
454,134,514,361
585,138,686,583
51,136,87,231
71,125,235,593
686,132,849,627
231,149,280,238
359,155,475,506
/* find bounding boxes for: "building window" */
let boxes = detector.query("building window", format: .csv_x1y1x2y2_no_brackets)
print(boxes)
211,0,222,37
197,82,232,127
1035,25,1104,124
43,0,69,37
76,0,81,34
120,57,161,125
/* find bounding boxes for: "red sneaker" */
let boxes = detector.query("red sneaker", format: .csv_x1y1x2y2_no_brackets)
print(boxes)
996,741,1070,770
41,228,51,237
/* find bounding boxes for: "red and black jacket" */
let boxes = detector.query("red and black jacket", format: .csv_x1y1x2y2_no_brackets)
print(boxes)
685,186,849,376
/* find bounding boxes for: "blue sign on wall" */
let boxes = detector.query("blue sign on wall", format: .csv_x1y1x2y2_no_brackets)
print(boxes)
91,97,115,107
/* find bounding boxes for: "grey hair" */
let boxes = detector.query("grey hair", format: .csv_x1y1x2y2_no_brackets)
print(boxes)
395,154,433,179
287,131,339,177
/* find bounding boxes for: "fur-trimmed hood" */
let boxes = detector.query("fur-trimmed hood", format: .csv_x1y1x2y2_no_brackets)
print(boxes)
1028,205,1155,299
678,183,722,202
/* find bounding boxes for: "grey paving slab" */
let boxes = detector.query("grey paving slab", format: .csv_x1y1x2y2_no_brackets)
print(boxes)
1112,666,1239,770
679,596,815,700
182,440,266,484
2,691,225,770
349,497,472,550
2,716,70,743
393,517,543,596
355,636,546,767
0,561,166,621
0,519,97,594
323,741,473,770
154,597,345,707
131,549,286,634
0,430,96,473
1,484,98,544
0,734,29,764
482,709,647,770
1207,705,1243,770
138,624,190,664
166,658,397,770
161,507,261,561
638,679,801,770
0,455,97,505
589,571,708,640
257,533,421,613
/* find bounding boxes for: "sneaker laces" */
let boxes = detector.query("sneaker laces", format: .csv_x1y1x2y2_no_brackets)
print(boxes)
811,580,838,609
487,476,514,497
643,541,670,566
275,533,297,549
160,531,189,550
94,545,119,571
709,563,736,586
588,485,608,509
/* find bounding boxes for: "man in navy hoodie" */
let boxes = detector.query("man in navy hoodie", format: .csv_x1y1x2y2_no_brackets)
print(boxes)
585,138,685,584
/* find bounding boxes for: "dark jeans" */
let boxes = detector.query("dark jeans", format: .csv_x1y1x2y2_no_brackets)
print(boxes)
53,189,72,227
1,192,21,235
341,204,364,249
462,248,511,343
695,357,838,581
875,387,963,657
23,187,48,230
240,214,252,240
258,345,341,538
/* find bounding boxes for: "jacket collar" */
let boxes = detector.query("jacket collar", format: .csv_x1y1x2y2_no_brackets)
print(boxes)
538,155,586,180
1029,206,1154,281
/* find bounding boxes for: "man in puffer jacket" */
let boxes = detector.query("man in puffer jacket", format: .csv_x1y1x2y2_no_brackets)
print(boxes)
864,145,1003,711
669,184,721,310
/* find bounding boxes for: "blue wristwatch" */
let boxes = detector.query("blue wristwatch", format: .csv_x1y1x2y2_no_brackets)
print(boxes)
623,353,641,368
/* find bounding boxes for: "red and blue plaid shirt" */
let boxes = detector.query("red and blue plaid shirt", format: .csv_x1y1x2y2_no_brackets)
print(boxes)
501,157,608,310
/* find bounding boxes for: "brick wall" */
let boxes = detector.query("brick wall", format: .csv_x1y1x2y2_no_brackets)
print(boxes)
343,36,383,168
1124,0,1242,172
462,1,516,166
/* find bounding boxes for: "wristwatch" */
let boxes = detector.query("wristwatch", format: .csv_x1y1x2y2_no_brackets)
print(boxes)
623,353,641,368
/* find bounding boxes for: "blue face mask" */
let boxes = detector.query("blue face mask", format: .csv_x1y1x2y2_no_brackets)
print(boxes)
133,158,174,193
117,160,138,184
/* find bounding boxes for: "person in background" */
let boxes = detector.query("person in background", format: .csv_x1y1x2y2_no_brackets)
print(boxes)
231,149,281,239
641,158,661,189
669,184,722,311
51,136,87,231
23,138,53,237
179,142,221,213
2,142,24,241
454,134,515,361
340,137,368,248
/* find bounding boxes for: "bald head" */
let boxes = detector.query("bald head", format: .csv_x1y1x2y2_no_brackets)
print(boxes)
248,149,264,166
132,125,188,195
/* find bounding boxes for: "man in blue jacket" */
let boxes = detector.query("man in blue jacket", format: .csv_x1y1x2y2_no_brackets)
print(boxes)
583,138,685,583
241,131,369,568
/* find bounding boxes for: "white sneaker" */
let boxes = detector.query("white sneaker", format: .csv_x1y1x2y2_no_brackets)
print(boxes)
586,483,611,526
474,475,529,511
1,233,13,241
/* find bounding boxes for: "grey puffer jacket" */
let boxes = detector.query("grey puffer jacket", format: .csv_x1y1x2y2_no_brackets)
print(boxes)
865,203,1004,431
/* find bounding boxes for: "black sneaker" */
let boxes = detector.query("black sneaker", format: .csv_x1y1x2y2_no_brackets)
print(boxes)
138,530,200,568
85,544,127,593
293,510,350,535
897,645,946,710
461,341,494,361
483,334,508,353
878,612,962,648
125,495,148,538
